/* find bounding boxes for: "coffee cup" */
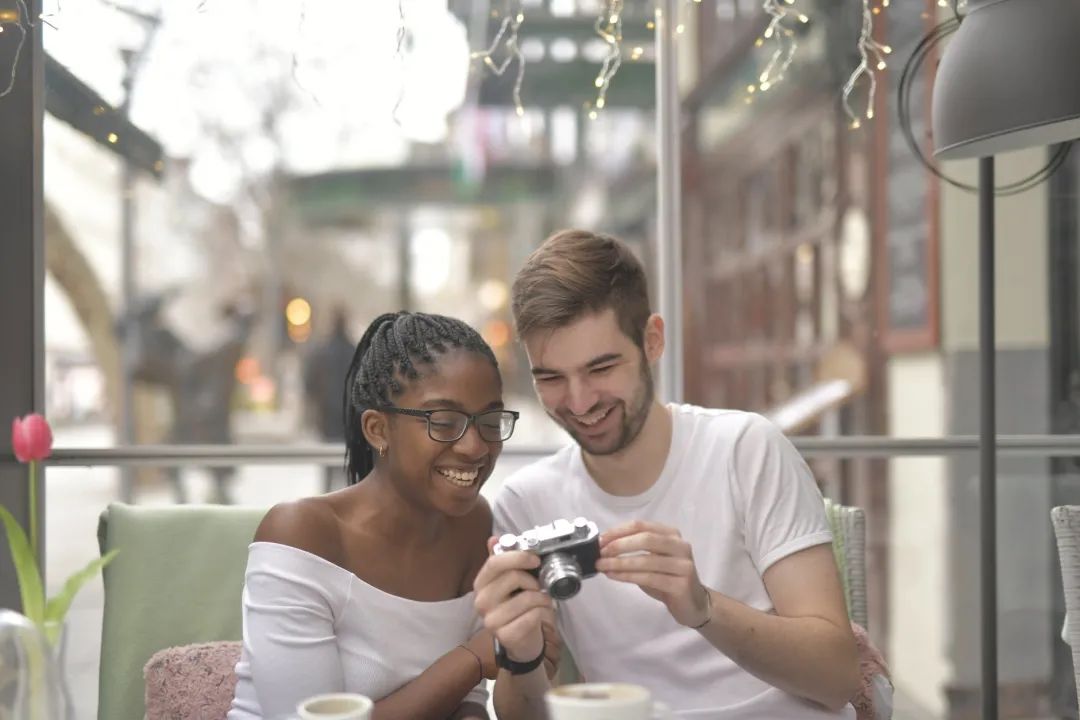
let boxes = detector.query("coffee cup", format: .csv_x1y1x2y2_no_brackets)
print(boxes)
545,682,672,720
296,693,373,720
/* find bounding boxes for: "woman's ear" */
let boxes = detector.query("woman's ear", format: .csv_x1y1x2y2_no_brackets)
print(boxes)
361,409,390,453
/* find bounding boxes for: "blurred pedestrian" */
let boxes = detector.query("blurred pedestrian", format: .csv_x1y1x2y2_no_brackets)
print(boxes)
303,307,355,492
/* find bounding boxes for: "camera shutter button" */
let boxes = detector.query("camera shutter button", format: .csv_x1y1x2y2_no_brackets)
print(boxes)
498,534,520,551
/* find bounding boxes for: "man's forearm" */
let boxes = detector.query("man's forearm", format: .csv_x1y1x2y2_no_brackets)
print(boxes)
697,589,860,711
492,665,551,720
449,701,489,720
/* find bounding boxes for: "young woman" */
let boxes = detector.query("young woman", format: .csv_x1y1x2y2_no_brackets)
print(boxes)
229,311,541,720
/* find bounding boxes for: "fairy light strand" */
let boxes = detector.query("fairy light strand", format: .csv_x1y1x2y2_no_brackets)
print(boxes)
39,0,61,25
391,0,407,123
1,0,66,98
588,0,623,119
842,0,892,128
747,0,808,98
470,1,527,117
0,0,30,99
290,1,325,108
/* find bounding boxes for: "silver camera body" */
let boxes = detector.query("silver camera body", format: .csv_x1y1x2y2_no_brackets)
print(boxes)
494,517,601,601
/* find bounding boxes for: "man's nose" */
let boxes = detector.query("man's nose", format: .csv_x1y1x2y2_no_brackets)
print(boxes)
566,377,599,417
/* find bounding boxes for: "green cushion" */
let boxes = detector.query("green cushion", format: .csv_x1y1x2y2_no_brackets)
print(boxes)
96,503,267,720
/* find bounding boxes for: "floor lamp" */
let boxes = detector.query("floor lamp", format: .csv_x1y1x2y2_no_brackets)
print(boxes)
931,1,1080,718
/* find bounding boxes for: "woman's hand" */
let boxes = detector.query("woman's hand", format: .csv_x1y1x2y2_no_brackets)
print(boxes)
541,617,562,680
464,628,498,680
473,539,553,666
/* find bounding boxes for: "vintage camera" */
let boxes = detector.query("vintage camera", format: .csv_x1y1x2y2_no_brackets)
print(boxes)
494,517,601,600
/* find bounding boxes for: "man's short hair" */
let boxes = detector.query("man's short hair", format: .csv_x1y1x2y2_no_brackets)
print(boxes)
511,229,652,348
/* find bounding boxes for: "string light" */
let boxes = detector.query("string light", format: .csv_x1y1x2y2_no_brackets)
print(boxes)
39,0,60,27
0,0,28,99
842,0,891,128
0,0,58,97
0,0,18,23
470,0,527,116
589,0,623,117
746,0,808,97
391,0,406,122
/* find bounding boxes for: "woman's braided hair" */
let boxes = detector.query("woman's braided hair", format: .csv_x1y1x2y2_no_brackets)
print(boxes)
343,311,498,484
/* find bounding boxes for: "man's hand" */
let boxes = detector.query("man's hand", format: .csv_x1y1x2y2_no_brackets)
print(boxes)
595,520,711,628
473,537,554,664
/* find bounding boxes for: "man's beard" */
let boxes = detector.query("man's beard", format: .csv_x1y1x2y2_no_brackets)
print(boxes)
553,358,654,456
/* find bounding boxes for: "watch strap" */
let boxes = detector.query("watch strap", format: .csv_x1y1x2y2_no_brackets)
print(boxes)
493,637,545,675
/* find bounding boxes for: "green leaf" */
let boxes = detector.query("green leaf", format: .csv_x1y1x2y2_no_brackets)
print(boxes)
44,549,120,635
0,505,45,624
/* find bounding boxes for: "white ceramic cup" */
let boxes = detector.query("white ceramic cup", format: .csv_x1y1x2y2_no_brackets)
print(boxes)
296,693,373,720
545,682,673,720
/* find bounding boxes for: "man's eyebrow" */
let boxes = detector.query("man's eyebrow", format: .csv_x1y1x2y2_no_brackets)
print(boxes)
585,353,623,368
531,353,624,376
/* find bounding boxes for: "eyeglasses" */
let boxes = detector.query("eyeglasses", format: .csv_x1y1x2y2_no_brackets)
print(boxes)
381,407,520,443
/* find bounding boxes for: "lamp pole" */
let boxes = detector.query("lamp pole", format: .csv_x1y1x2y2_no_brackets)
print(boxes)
118,48,136,502
112,4,161,503
978,156,997,720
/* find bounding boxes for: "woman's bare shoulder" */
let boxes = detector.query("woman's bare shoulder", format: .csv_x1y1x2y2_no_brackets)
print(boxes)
254,495,344,566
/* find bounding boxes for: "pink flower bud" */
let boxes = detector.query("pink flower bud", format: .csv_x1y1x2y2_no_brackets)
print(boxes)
11,414,53,463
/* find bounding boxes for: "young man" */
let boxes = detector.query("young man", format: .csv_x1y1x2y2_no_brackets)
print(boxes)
473,230,860,718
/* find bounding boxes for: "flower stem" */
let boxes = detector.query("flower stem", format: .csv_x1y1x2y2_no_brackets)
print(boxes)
29,460,38,564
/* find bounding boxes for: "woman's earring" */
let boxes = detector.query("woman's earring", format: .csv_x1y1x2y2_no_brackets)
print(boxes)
378,445,387,458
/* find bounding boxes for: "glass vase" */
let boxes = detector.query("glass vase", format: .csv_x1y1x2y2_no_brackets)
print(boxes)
0,609,72,720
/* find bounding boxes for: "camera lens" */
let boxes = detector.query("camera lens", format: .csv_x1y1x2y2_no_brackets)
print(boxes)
540,552,583,600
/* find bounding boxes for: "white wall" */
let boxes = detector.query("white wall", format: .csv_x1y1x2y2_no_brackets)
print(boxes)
887,353,951,717
940,148,1051,351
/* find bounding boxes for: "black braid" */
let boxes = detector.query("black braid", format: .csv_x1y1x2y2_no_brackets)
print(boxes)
342,311,498,485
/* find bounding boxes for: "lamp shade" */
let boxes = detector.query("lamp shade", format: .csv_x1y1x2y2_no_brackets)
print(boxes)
932,0,1080,161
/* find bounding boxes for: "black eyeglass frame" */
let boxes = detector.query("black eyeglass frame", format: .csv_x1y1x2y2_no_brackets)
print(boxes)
379,406,520,443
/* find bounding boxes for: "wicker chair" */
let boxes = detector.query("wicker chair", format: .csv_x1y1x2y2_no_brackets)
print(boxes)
825,499,869,630
1052,505,1080,710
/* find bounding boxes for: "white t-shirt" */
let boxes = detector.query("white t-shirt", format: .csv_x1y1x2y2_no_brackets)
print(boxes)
492,405,855,719
229,542,488,720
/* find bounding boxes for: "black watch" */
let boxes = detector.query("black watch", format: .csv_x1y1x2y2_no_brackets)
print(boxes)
493,638,545,675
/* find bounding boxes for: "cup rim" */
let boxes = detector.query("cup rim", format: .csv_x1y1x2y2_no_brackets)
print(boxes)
546,682,652,707
297,692,374,717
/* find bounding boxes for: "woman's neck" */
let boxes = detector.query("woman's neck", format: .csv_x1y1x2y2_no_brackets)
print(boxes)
346,473,449,548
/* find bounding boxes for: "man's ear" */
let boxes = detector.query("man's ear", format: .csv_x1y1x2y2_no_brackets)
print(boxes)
361,409,390,451
644,313,665,365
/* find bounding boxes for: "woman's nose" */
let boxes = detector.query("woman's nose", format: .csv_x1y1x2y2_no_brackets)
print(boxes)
452,421,490,458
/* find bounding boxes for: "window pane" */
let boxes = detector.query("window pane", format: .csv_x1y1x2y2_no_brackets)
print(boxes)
43,0,658,505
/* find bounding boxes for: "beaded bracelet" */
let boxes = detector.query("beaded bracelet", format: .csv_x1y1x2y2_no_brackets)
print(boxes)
691,590,713,630
458,644,484,684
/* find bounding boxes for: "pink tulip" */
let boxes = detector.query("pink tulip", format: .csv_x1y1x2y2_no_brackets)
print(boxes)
11,414,53,463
